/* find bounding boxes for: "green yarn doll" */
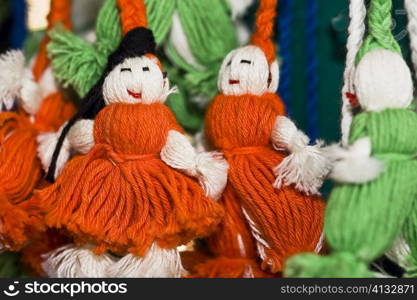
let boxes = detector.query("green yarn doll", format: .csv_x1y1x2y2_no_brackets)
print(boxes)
47,0,241,131
285,0,417,278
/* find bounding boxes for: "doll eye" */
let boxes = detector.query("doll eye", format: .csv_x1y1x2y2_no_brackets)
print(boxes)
240,59,251,64
226,60,232,66
121,68,131,72
142,67,150,72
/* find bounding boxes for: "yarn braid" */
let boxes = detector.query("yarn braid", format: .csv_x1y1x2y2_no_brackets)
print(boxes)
251,0,277,64
356,0,401,61
32,0,72,82
117,0,147,35
341,0,366,146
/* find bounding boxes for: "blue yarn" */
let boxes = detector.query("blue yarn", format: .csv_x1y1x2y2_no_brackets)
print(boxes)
10,0,27,49
278,0,293,117
305,0,319,140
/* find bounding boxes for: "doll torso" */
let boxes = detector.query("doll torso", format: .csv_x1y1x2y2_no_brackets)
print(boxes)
205,93,285,150
94,102,182,155
349,108,417,157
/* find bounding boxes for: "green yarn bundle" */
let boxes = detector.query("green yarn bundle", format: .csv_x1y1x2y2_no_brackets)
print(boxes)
404,206,417,277
48,0,121,98
285,0,417,278
47,0,239,131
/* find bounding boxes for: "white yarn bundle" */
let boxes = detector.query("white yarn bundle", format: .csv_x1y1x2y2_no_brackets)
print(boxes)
161,130,228,200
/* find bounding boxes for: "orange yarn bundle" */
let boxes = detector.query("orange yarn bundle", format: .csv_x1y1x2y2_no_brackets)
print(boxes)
0,0,75,253
118,0,147,35
194,0,326,277
38,103,223,256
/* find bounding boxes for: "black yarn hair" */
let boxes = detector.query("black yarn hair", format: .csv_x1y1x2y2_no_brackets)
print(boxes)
46,27,156,182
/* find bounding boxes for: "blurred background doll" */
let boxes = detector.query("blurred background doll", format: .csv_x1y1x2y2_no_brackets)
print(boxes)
0,0,75,276
192,0,329,278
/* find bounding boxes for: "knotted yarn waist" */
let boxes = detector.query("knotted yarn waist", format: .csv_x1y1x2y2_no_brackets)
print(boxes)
222,146,272,158
95,144,160,164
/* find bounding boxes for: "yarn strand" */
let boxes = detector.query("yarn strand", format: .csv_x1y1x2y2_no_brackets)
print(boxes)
341,0,366,145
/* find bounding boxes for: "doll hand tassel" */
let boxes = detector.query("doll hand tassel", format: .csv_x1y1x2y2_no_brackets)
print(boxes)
325,137,384,184
272,116,330,195
37,123,71,179
161,130,228,200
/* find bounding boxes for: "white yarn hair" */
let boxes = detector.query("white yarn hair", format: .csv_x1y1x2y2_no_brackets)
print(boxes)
326,137,384,184
386,234,412,270
107,243,186,278
354,49,413,112
341,0,366,146
41,244,115,278
272,116,330,196
161,130,228,200
67,119,95,154
0,50,42,115
37,123,71,179
406,0,417,77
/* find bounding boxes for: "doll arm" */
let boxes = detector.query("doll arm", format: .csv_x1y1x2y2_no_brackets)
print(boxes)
161,130,228,200
37,119,95,179
67,119,95,154
271,116,330,195
325,137,384,184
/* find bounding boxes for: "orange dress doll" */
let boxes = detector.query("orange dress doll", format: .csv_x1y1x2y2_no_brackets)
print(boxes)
36,14,226,277
195,0,328,277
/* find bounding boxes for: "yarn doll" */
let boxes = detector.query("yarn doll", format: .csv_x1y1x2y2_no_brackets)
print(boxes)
194,0,328,277
35,0,226,278
47,0,247,132
285,0,417,277
388,0,417,278
0,0,76,276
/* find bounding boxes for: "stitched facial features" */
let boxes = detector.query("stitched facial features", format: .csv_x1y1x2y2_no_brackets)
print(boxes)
103,56,173,105
218,45,279,96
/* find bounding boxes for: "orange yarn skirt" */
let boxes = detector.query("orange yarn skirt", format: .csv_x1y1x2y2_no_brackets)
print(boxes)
37,144,224,256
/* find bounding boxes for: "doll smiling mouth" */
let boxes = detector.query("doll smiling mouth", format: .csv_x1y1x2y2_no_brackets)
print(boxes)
229,79,240,85
127,89,142,99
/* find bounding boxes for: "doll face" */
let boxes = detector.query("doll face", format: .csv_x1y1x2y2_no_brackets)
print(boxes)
354,49,413,111
103,56,172,105
218,45,279,96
